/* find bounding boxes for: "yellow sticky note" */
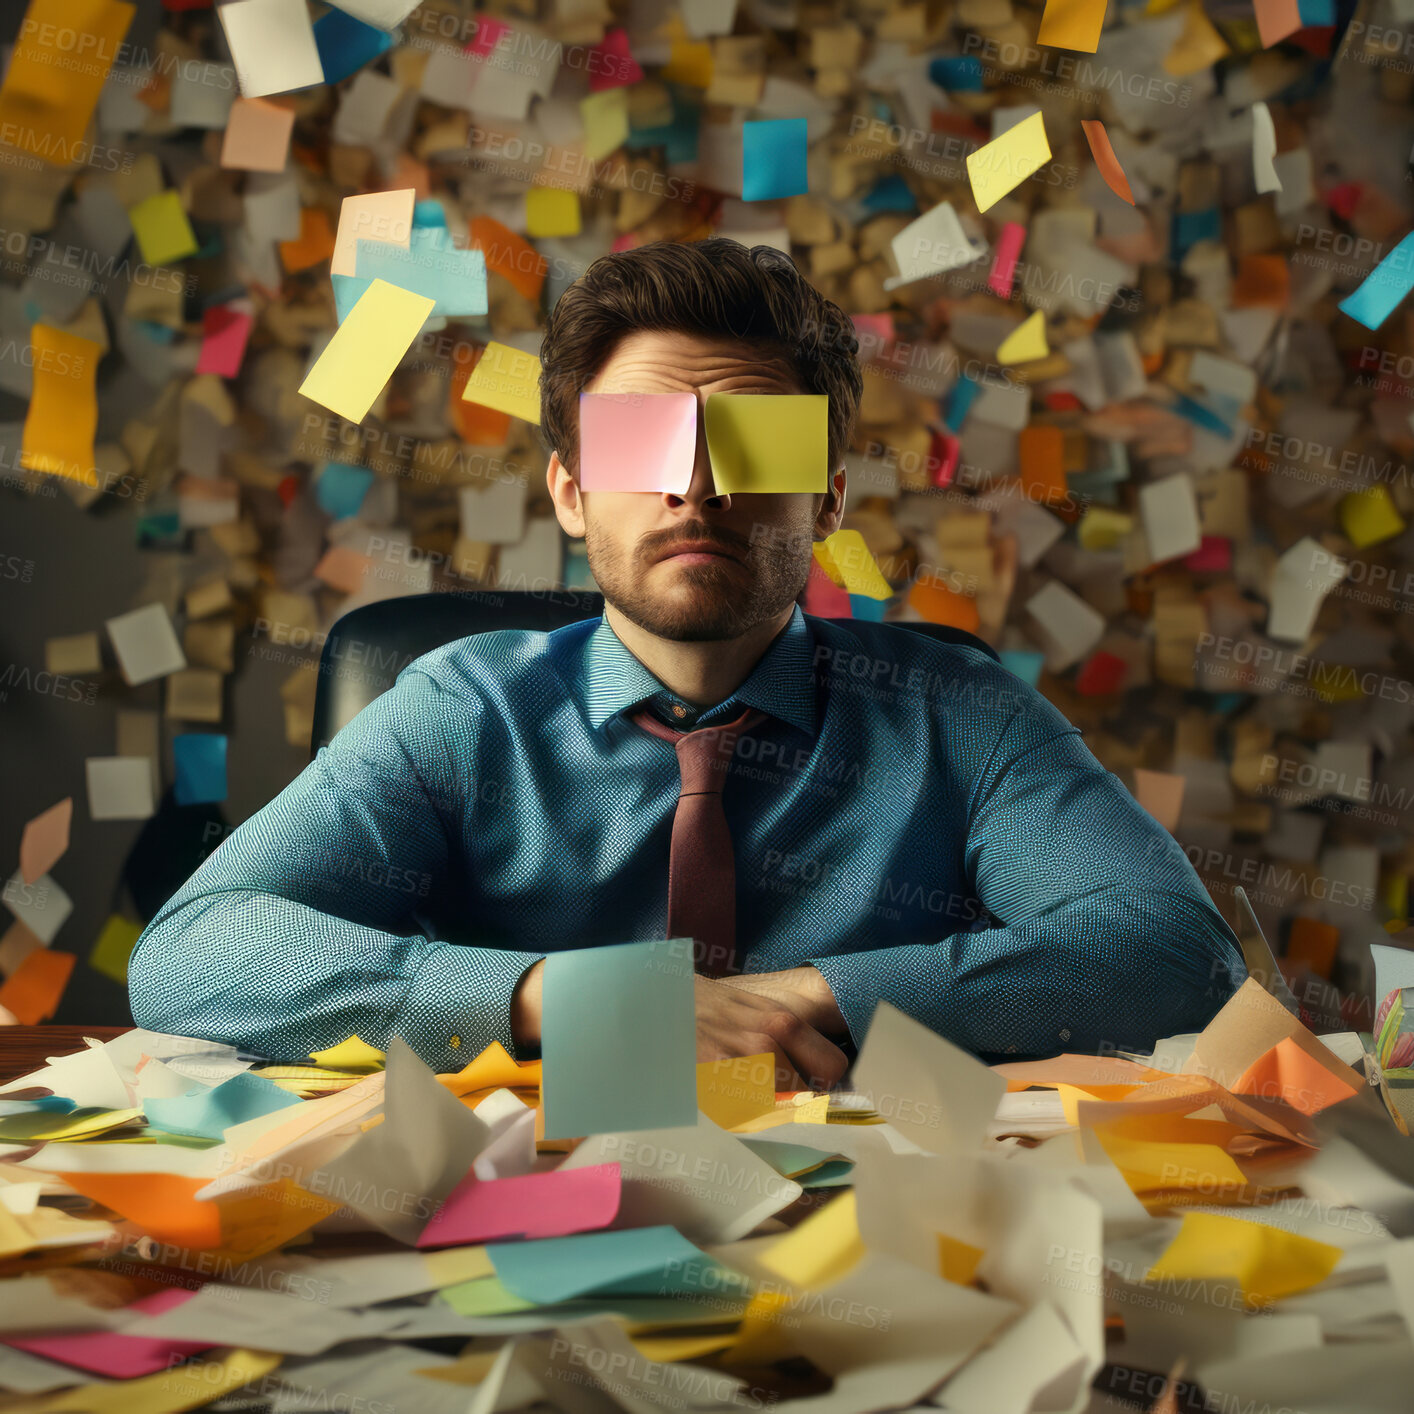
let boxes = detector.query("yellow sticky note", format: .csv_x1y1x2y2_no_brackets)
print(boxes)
705,393,829,494
581,87,629,162
817,529,891,599
525,187,581,239
1037,0,1107,51
439,1040,542,1098
697,1053,777,1130
1077,506,1134,550
996,309,1049,364
663,39,713,87
36,1348,282,1413
309,1035,386,1070
127,190,199,267
461,341,542,424
1341,484,1405,549
1163,0,1230,75
89,915,143,985
967,112,1051,214
299,278,434,425
759,1189,862,1289
938,1233,984,1286
20,324,102,485
1146,1212,1342,1307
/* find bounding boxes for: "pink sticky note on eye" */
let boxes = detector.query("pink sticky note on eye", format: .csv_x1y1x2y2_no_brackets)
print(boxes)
416,1162,622,1248
580,392,699,493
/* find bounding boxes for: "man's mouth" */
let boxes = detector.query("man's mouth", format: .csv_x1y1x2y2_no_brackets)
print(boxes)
654,540,744,565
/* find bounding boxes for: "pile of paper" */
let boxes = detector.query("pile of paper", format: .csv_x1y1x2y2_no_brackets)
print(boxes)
0,946,1410,1410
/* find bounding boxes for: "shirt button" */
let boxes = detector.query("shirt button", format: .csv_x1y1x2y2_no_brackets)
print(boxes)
449,1035,461,1049
672,704,687,719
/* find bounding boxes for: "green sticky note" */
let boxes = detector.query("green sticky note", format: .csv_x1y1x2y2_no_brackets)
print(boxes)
704,393,829,493
127,190,199,267
89,915,144,984
438,1275,537,1316
541,939,697,1140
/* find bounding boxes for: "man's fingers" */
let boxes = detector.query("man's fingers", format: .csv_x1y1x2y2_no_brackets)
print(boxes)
782,1027,849,1091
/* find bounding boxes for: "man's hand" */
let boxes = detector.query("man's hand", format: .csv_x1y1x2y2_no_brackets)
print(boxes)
695,974,848,1092
717,966,848,1040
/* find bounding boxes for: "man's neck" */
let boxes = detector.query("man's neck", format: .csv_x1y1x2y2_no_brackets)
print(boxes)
604,603,795,708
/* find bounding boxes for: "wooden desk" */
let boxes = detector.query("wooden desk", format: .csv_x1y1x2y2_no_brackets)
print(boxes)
0,1026,130,1085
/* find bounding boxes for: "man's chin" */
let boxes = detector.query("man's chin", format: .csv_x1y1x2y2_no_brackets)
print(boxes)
609,577,760,642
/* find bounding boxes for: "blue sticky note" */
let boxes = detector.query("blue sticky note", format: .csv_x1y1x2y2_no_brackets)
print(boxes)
173,734,228,806
1171,392,1232,438
145,1071,302,1141
540,939,697,1140
135,321,178,344
1297,0,1334,22
488,1226,740,1305
861,175,917,215
742,118,808,202
944,375,980,432
343,228,489,319
626,87,700,165
413,200,446,229
137,512,186,548
1001,650,1045,686
929,55,984,91
848,593,886,621
1172,208,1221,261
316,461,375,519
313,7,394,84
1339,231,1414,331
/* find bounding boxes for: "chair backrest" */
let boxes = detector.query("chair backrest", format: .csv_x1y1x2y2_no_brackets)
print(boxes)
309,590,1000,754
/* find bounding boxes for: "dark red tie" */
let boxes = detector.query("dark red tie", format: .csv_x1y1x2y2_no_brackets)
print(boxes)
630,704,766,977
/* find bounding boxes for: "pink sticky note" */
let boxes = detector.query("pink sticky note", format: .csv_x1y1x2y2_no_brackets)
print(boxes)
804,558,852,617
589,28,644,92
989,222,1026,299
195,305,254,378
579,392,699,493
1254,0,1303,47
611,232,640,253
417,1162,622,1248
20,798,71,886
4,1287,212,1379
467,14,509,58
1183,535,1231,572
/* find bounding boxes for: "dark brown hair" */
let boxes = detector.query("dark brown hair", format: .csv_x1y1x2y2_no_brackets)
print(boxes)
537,238,863,479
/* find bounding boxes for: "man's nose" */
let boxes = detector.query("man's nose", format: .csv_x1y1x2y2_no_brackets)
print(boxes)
661,405,730,512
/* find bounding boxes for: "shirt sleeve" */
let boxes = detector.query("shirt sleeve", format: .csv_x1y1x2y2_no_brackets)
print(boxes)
808,681,1247,1061
126,669,544,1070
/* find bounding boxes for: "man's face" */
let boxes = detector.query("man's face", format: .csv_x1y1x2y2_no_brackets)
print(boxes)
548,330,846,642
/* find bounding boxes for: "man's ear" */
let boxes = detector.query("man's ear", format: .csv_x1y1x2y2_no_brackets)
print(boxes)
814,465,847,540
547,452,586,539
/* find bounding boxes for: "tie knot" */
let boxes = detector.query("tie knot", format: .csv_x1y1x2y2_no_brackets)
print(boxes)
631,705,767,795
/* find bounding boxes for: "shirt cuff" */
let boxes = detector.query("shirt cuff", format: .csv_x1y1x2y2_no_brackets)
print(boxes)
807,947,934,1050
395,942,545,1072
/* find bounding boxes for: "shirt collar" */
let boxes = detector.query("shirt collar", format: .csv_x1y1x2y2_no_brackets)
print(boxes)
579,604,817,737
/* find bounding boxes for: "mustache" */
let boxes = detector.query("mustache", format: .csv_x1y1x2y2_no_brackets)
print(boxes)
639,523,753,561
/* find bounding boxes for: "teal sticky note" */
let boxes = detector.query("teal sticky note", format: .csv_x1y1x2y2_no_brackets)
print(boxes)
349,227,488,318
487,1225,742,1305
740,1139,843,1176
742,118,808,201
541,938,697,1139
1339,231,1414,330
316,461,374,519
173,733,227,805
144,1071,302,1141
1001,650,1045,686
848,593,886,621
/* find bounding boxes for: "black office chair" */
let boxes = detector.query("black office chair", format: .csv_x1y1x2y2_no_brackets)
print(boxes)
309,590,1000,754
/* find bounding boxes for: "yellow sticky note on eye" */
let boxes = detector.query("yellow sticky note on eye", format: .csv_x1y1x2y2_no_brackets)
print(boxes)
996,309,1049,364
299,279,434,425
89,915,144,985
309,1035,387,1070
581,87,629,163
1341,484,1405,549
816,529,891,599
967,112,1051,214
1037,0,1107,52
705,394,828,494
20,324,102,485
461,341,542,424
1146,1211,1341,1307
525,187,581,239
127,190,199,267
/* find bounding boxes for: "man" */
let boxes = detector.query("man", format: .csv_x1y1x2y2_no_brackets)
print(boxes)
129,239,1245,1086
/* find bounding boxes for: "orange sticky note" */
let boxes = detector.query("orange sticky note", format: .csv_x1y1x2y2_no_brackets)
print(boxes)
1284,917,1340,980
469,217,547,302
20,325,102,485
1018,424,1067,505
439,1040,543,1100
314,545,371,593
908,574,981,631
220,95,296,172
938,1234,984,1285
1234,1035,1362,1116
1232,254,1289,308
450,344,512,444
332,189,414,278
57,1173,221,1249
280,206,337,273
0,946,74,1024
1133,769,1184,833
20,798,71,886
0,0,134,160
1254,0,1302,46
1081,120,1135,205
1038,0,1107,51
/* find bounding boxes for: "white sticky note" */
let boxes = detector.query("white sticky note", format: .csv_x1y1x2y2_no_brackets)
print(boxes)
218,0,325,99
105,603,187,686
969,382,1031,431
1252,101,1282,195
884,202,984,289
171,65,238,129
1139,474,1202,564
1025,580,1105,672
459,479,527,546
1267,537,1347,643
85,758,157,822
2,872,73,947
1189,350,1258,407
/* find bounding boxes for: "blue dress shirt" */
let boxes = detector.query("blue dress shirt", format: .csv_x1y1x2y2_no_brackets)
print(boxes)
128,607,1246,1070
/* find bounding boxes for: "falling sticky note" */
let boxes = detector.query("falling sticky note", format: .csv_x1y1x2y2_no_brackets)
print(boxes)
742,118,809,201
1252,102,1281,195
196,304,255,378
105,603,186,685
967,111,1051,213
309,1035,386,1070
89,915,145,985
884,202,982,289
127,190,198,267
541,939,697,1140
1146,1212,1342,1307
145,1071,303,1141
461,342,542,424
280,206,337,273
1037,0,1107,51
1339,231,1414,330
220,96,296,171
313,5,395,83
525,187,582,239
20,325,102,486
0,947,75,1025
580,393,699,493
705,394,828,494
173,734,228,806
1133,770,1185,833
581,87,630,162
989,222,1026,297
343,229,489,319
815,530,891,600
1080,119,1135,205
996,310,1049,365
1341,484,1405,548
218,0,325,98
1233,1035,1361,1115
85,758,156,821
316,462,375,519
418,1164,622,1248
19,799,71,887
299,279,434,425
333,189,415,277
